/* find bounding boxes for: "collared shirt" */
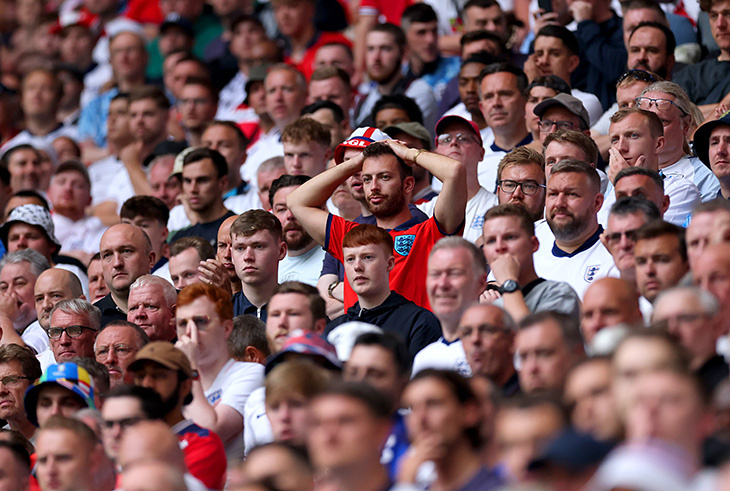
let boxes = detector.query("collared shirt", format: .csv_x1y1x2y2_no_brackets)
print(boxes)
232,291,268,321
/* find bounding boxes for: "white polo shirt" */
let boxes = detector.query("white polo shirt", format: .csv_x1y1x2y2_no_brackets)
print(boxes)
411,338,472,377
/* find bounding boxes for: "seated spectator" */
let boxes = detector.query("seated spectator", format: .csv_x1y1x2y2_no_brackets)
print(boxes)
301,100,351,150
0,344,42,440
146,143,184,210
693,112,730,200
496,147,547,221
371,94,425,131
47,161,107,264
94,320,149,389
169,236,216,291
633,220,689,306
281,118,332,177
228,315,270,364
127,275,178,343
523,76,571,148
36,299,101,370
0,249,49,346
441,54,494,132
214,215,242,295
326,224,441,358
178,79,218,147
307,66,355,124
0,145,44,193
580,277,643,345
121,196,172,282
87,253,110,302
30,267,85,355
24,362,96,427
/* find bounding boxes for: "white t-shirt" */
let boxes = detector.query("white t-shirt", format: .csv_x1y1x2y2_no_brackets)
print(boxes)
278,246,327,286
52,214,107,255
572,88,604,127
22,320,49,355
241,129,284,188
532,220,619,299
417,187,498,243
217,71,249,121
202,358,265,462
412,338,472,377
36,349,57,373
54,264,90,300
0,126,78,160
88,155,135,212
243,386,274,456
662,155,720,204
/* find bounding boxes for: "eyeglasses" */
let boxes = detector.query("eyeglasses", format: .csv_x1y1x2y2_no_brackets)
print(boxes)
176,315,212,332
0,375,34,388
95,344,136,360
102,416,145,431
45,325,96,339
617,69,657,84
437,133,478,146
498,179,545,195
604,229,639,245
635,97,687,115
538,120,575,132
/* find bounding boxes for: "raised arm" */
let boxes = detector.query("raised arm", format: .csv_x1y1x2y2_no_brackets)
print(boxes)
386,141,467,234
287,153,365,245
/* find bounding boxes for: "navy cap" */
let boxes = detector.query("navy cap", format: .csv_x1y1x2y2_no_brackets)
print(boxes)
527,427,614,473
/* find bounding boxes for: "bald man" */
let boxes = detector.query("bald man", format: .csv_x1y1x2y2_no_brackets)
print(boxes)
581,278,643,346
214,215,240,294
96,224,156,327
693,244,730,334
27,268,85,354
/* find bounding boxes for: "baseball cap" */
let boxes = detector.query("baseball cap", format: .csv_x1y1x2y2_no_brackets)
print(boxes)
434,115,483,146
693,110,730,167
383,122,432,150
326,321,382,361
160,13,195,37
333,127,390,164
527,427,614,473
24,363,96,426
265,331,343,374
49,10,97,35
0,204,62,252
170,146,199,177
533,93,590,130
244,64,272,105
128,342,194,378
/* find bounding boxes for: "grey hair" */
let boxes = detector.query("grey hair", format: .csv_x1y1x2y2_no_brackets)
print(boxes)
0,249,51,277
641,81,693,118
257,156,286,175
50,299,102,331
655,286,720,317
129,275,177,307
265,63,307,93
430,236,488,275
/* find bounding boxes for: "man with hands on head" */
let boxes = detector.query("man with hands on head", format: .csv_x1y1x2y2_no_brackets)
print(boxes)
287,139,467,311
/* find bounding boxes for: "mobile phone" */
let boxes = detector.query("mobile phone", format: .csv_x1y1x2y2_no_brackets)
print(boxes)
538,0,553,13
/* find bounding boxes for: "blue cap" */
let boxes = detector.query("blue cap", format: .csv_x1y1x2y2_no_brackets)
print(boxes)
24,363,96,426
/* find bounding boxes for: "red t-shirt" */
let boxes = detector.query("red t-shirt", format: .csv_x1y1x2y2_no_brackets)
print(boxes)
175,420,227,490
325,214,455,311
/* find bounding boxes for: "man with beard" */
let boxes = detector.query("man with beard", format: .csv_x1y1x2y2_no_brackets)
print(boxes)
627,22,675,80
129,342,227,490
270,175,326,286
354,23,438,131
532,159,618,298
288,140,466,311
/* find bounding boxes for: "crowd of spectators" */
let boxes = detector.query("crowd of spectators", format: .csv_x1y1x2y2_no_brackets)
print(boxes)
2,0,730,488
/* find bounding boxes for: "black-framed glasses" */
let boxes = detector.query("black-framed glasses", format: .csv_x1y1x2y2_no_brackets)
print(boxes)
45,325,96,339
498,179,546,195
617,69,657,84
102,416,145,431
0,375,34,388
604,229,639,245
437,133,479,146
635,97,687,115
538,120,575,132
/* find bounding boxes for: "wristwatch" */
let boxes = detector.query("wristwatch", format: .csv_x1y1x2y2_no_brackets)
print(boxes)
499,279,520,294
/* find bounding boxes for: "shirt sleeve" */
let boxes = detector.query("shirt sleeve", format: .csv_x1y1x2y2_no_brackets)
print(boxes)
218,364,265,416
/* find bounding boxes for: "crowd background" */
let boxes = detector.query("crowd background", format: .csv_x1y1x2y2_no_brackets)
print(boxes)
1,0,730,488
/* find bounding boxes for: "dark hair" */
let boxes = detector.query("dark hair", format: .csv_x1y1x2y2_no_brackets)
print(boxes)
629,21,676,56
170,236,216,261
0,440,31,472
464,0,501,10
535,25,579,55
462,52,499,68
128,86,171,110
549,159,601,193
372,94,424,126
315,381,393,419
301,100,345,124
272,281,327,321
203,121,249,149
361,142,413,179
693,198,730,216
229,315,271,360
479,63,528,96
498,392,568,423
229,13,265,33
409,369,482,449
484,203,535,236
172,55,212,85
310,66,351,88
269,174,310,208
111,91,130,104
527,75,571,95
614,166,664,190
610,107,664,139
543,129,599,166
105,384,166,420
0,166,9,187
181,77,218,104
609,196,661,221
402,3,438,27
182,147,228,180
634,219,687,262
120,196,170,226
230,210,283,241
353,331,412,378
518,311,583,351
623,0,667,17
0,145,41,169
370,23,406,51
5,189,50,211
460,30,506,55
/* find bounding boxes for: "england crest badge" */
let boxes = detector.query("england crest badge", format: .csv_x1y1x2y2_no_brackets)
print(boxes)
394,235,416,256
